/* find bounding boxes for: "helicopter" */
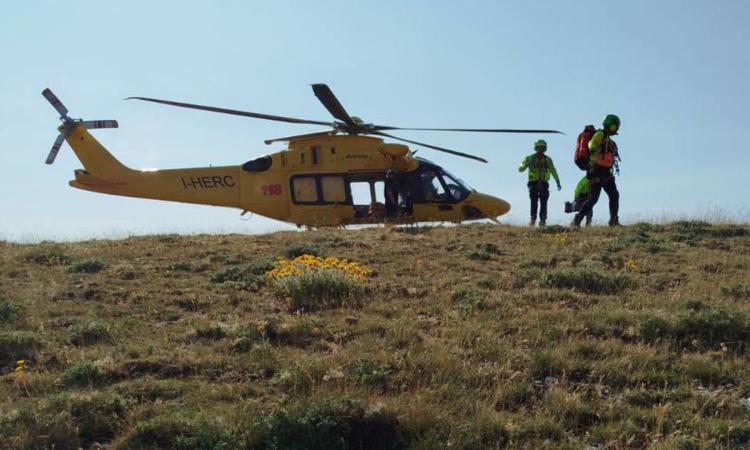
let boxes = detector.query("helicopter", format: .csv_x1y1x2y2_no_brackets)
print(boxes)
42,84,561,227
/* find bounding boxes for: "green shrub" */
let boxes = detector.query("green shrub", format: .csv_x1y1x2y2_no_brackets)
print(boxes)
60,361,109,388
210,266,264,291
233,318,278,352
248,256,277,275
451,287,489,313
582,309,636,339
351,356,394,391
678,354,735,386
475,275,496,289
0,299,21,324
156,234,179,243
709,225,748,238
68,259,106,274
636,315,672,343
543,268,633,294
22,245,71,266
542,389,601,432
48,392,128,446
272,270,366,312
0,408,77,450
494,382,538,411
512,267,543,288
120,416,240,450
478,242,501,255
672,300,749,352
207,251,244,264
0,331,40,366
194,323,228,340
244,342,278,378
68,320,111,346
534,225,568,234
466,250,492,261
722,283,750,300
166,261,193,272
249,397,404,450
284,243,323,259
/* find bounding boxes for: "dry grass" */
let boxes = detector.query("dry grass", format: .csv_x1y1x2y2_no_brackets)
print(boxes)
1,222,749,449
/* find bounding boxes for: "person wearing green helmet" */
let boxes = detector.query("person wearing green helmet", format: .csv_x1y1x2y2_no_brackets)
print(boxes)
518,139,561,226
564,176,593,226
573,114,621,227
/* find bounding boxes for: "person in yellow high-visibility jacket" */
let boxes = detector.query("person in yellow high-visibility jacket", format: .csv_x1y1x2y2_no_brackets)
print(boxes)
518,139,561,226
565,176,593,226
573,114,621,227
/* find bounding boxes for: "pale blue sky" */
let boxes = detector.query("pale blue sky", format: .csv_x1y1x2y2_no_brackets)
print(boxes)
1,0,749,241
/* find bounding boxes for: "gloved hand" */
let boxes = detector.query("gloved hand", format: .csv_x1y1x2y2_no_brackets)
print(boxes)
557,183,562,191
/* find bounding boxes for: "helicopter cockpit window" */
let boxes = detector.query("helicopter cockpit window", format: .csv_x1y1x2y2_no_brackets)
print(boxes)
242,156,272,172
420,171,448,202
441,170,471,201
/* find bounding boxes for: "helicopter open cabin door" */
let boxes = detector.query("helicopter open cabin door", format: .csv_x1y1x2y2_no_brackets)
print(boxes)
288,174,354,226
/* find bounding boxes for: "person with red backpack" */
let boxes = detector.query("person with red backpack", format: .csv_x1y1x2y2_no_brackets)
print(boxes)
518,139,561,226
572,114,621,227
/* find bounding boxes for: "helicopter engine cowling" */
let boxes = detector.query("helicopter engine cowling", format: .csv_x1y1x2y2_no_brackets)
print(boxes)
378,143,409,157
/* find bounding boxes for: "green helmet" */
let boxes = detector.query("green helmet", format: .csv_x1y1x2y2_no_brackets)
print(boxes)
603,114,621,134
534,139,547,152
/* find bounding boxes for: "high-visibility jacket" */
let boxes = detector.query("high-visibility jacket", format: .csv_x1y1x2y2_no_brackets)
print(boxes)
574,176,590,198
588,131,617,169
518,154,560,183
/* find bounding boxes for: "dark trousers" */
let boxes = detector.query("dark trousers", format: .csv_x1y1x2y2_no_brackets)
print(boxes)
575,169,619,224
574,196,593,224
528,181,549,221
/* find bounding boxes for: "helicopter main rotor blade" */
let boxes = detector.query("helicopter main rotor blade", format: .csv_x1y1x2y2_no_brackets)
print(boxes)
370,131,488,163
373,125,564,134
125,96,333,127
311,84,355,126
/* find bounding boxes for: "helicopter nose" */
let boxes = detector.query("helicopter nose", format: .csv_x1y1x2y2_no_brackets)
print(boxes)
492,198,511,217
465,192,511,219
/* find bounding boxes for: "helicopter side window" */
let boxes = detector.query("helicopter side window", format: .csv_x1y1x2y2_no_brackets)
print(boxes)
321,176,346,203
292,177,318,203
420,171,448,202
242,156,272,172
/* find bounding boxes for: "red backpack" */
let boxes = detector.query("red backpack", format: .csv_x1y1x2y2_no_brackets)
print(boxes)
574,125,596,170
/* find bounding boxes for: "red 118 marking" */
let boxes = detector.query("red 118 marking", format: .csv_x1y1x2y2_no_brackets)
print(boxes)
262,184,282,196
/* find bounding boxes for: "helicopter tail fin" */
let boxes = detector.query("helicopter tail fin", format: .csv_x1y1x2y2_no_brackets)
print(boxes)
63,124,134,180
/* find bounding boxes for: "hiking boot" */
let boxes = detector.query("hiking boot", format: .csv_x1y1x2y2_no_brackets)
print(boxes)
608,218,621,227
539,219,546,227
529,219,536,227
570,217,581,228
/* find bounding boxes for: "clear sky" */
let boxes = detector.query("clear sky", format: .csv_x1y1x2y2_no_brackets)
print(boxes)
1,0,749,241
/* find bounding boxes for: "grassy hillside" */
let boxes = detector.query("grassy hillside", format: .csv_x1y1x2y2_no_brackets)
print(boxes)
1,222,749,449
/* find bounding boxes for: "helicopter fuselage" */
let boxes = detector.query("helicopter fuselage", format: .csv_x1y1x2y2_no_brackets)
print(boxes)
65,127,510,226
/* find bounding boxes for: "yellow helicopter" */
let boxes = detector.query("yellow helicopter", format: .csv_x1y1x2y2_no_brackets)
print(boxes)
43,85,560,227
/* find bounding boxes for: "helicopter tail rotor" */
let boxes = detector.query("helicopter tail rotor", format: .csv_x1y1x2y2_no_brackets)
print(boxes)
42,88,119,164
